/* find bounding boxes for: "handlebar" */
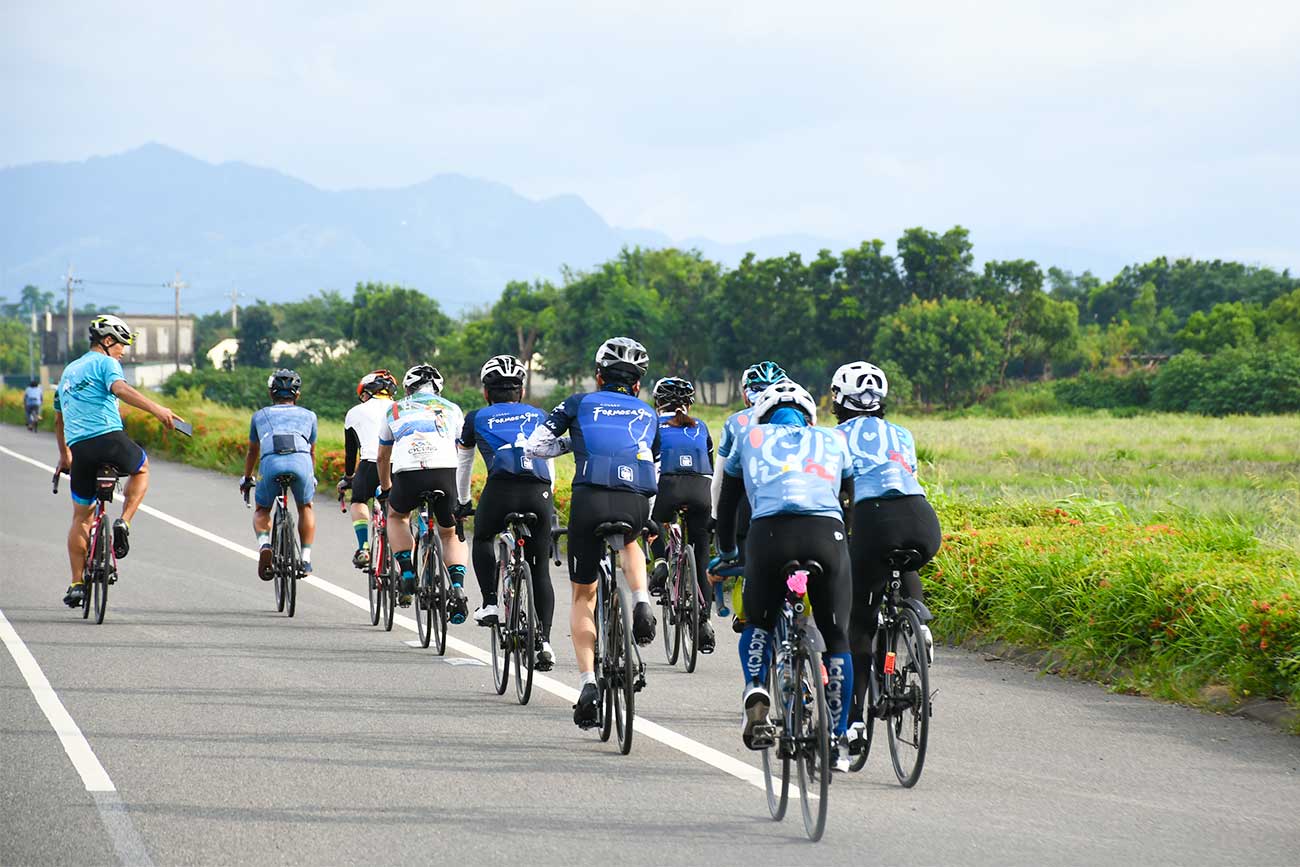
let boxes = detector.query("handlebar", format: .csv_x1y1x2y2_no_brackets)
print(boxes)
52,467,66,494
550,513,568,567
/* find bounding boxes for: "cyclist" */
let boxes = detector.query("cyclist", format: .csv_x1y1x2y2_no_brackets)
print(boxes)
24,379,43,429
524,336,660,728
54,315,182,607
456,355,558,670
711,381,855,770
646,376,717,653
338,370,397,568
376,364,469,617
830,361,942,752
239,369,318,578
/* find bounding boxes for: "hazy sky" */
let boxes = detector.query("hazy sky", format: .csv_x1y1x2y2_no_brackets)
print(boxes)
4,0,1299,272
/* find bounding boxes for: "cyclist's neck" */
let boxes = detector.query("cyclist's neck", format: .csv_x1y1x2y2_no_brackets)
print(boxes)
599,383,634,395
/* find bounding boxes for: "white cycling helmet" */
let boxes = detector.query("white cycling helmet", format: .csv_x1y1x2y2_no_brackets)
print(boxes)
480,354,527,387
403,364,444,394
751,381,817,426
594,336,649,374
831,361,889,412
87,314,135,346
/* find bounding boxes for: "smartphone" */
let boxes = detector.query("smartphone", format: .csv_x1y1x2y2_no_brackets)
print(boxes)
173,419,194,437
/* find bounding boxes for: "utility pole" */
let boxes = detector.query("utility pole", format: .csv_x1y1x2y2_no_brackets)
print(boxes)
167,270,188,370
230,286,241,329
63,265,82,361
28,307,37,378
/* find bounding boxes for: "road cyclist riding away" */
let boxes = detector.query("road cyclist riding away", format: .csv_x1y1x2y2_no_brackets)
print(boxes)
646,375,717,654
456,354,559,670
240,369,319,578
54,315,183,608
338,369,397,569
711,380,857,772
831,362,942,755
710,360,788,626
524,336,661,729
376,364,469,615
24,378,43,430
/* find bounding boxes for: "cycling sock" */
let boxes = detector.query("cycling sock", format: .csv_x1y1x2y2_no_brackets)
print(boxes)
632,589,651,606
739,626,771,685
579,671,596,688
352,520,368,549
394,549,414,576
448,564,466,587
825,652,853,737
301,545,312,565
256,532,270,547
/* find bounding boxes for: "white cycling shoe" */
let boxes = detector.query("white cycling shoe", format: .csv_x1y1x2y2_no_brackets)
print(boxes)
920,624,935,664
473,604,499,626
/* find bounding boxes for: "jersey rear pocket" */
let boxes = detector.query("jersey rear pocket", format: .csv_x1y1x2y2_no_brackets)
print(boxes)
272,433,298,454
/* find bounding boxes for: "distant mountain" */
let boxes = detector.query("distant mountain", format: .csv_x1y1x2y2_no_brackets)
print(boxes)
1,144,847,314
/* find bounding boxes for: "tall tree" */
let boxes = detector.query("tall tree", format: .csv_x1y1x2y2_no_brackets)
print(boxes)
351,282,452,368
236,304,275,368
491,279,558,382
897,226,975,301
874,297,1002,407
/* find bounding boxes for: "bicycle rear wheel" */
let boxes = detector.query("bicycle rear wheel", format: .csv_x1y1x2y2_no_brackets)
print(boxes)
762,644,789,821
680,548,701,673
367,532,382,626
382,544,396,632
661,566,680,665
415,534,434,649
92,519,109,625
597,572,613,743
283,509,299,618
513,560,536,705
272,511,287,613
611,579,636,755
886,607,931,788
795,648,830,842
430,542,448,656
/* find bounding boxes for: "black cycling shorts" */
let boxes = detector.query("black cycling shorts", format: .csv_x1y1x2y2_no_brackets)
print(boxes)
743,514,851,654
388,468,457,527
69,431,146,506
567,484,650,585
848,494,942,651
350,460,380,505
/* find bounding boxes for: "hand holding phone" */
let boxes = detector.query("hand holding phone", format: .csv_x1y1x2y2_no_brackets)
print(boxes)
173,419,194,437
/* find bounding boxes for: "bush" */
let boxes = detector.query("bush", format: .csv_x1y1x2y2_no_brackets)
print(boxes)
966,381,1061,417
1152,349,1300,416
1054,370,1153,410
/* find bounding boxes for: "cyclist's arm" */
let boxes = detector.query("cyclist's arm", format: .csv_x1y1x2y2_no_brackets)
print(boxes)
109,380,180,429
715,470,745,555
840,476,854,527
710,464,724,519
54,412,71,471
343,427,359,476
525,395,576,458
242,440,259,481
455,443,475,504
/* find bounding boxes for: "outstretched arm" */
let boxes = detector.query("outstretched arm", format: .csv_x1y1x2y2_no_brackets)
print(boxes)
110,380,181,430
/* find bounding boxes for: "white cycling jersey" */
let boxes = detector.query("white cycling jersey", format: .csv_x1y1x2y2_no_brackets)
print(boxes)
344,397,393,463
378,390,464,472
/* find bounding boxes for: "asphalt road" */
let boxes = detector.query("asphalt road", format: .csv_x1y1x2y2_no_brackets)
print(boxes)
2,423,1298,866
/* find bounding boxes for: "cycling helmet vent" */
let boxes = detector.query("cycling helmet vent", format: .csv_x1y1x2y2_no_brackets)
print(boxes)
403,364,444,394
268,368,302,397
594,337,649,374
751,381,817,426
88,314,136,346
831,361,888,411
480,354,527,387
652,376,695,408
741,360,787,396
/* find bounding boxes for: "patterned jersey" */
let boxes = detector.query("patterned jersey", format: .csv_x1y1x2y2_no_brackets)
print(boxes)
722,423,852,522
343,397,393,463
540,389,660,495
459,402,552,483
657,414,713,477
837,416,926,500
54,351,125,445
715,407,756,461
249,404,318,463
378,391,464,473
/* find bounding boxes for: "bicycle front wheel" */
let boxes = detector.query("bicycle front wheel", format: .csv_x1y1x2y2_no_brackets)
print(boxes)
680,548,702,673
367,532,381,626
611,579,636,755
513,559,536,705
762,643,790,821
382,546,396,632
795,648,830,842
415,535,433,649
661,569,680,665
431,543,448,656
272,513,287,613
92,520,109,625
596,573,613,743
886,607,931,788
283,510,299,618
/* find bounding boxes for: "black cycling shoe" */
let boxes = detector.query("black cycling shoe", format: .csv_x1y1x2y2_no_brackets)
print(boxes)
698,618,716,654
63,583,86,608
112,519,130,559
448,584,469,625
648,560,668,597
632,601,657,645
352,548,370,570
257,545,274,581
573,682,600,729
399,572,416,594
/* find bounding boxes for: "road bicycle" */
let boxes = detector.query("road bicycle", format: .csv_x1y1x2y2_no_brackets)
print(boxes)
489,511,543,705
583,521,647,755
267,475,306,617
411,490,461,655
658,506,706,672
366,490,396,631
847,547,933,787
53,466,119,624
759,561,831,842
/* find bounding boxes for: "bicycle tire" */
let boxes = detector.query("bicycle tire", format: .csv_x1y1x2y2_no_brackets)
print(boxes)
367,530,381,626
80,519,96,620
597,565,613,743
430,533,448,656
795,647,830,842
612,579,636,755
92,516,109,625
490,540,510,694
382,545,396,632
886,607,930,788
681,548,701,673
661,561,680,665
271,508,287,613
414,533,433,649
762,636,790,821
513,558,536,705
284,506,299,618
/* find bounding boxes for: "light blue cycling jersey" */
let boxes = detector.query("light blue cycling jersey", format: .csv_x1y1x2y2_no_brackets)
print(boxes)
837,415,925,500
250,404,318,459
715,407,757,460
23,385,43,406
722,423,851,521
53,351,126,446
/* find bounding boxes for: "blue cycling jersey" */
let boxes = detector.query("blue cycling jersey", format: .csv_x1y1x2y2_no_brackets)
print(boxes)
657,414,713,476
459,402,552,483
837,416,925,500
723,423,851,521
53,351,126,446
250,404,318,464
542,388,660,495
715,407,756,460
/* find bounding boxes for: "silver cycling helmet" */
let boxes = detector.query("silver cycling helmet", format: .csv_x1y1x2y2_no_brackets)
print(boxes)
831,361,889,412
480,354,527,387
751,380,817,426
594,336,649,374
403,364,444,394
87,314,136,346
267,368,302,397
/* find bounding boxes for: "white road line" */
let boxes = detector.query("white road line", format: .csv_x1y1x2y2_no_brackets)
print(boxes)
0,607,115,791
2,443,771,792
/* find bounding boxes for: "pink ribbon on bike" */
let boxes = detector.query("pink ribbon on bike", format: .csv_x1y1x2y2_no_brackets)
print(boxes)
786,570,809,596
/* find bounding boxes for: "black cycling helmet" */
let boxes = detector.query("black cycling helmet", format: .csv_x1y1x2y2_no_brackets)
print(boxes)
268,369,302,398
652,376,695,409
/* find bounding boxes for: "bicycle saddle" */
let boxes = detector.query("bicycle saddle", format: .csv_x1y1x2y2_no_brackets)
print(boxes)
781,559,824,577
417,490,445,502
274,473,296,484
886,548,925,571
595,521,634,539
505,512,538,527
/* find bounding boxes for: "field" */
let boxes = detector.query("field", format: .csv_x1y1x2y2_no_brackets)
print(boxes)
5,388,1298,723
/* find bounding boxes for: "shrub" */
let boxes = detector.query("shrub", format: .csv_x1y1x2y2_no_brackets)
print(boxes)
1152,349,1300,416
1054,370,1153,410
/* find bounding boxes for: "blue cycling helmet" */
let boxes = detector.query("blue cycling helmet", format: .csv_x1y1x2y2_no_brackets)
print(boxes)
741,361,787,397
